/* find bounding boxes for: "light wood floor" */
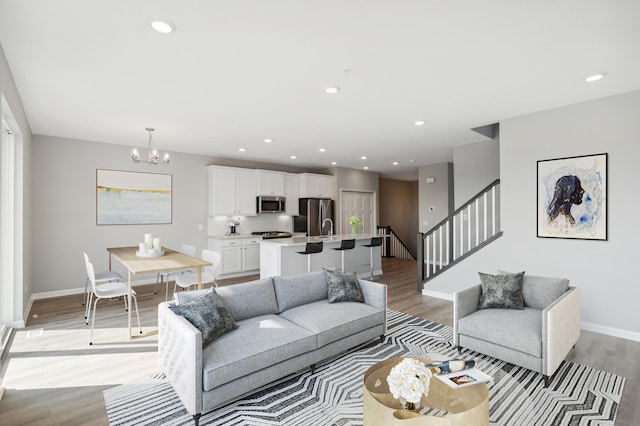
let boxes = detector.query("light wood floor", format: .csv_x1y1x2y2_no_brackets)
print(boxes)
0,258,638,425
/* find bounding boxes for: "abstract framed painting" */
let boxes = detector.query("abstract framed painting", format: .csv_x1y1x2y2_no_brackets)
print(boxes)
537,153,607,240
96,169,172,225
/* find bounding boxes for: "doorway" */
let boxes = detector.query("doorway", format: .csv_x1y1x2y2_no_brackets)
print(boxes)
340,190,376,235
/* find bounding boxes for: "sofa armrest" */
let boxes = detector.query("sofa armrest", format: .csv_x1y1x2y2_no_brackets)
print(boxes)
453,284,481,346
542,286,581,376
358,279,388,334
158,302,203,417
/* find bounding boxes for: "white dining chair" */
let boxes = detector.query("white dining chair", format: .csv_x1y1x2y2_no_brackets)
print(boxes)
154,243,197,301
174,250,221,295
85,258,142,345
82,252,124,319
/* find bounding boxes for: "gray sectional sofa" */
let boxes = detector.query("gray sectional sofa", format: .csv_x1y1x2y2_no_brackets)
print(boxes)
158,271,387,425
454,273,580,384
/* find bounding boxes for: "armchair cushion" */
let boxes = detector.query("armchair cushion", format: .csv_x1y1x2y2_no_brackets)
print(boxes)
458,307,542,357
498,271,569,310
478,271,525,310
323,268,364,303
169,288,239,347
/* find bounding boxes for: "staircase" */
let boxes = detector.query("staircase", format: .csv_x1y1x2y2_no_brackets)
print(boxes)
417,179,502,291
377,226,416,260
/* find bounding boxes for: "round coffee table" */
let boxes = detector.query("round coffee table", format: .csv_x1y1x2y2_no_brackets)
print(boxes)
363,357,489,426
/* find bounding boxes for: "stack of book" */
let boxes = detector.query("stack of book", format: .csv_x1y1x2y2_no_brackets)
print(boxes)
424,360,493,389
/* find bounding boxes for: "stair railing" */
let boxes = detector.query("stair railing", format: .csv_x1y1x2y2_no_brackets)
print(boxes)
377,226,416,260
417,179,502,291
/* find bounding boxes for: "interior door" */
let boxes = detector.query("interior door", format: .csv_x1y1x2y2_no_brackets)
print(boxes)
341,191,375,235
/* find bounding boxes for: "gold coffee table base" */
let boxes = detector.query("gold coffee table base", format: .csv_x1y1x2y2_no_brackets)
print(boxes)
363,357,489,426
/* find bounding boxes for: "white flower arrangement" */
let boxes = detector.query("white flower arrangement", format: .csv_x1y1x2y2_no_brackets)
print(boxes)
386,358,432,408
348,215,363,226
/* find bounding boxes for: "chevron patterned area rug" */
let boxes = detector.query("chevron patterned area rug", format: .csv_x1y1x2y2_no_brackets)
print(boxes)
104,310,624,425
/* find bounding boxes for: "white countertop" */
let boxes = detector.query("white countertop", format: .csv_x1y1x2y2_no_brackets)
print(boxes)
259,233,380,247
209,234,257,240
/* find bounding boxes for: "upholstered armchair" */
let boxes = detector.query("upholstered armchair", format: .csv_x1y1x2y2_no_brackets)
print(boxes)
453,273,581,385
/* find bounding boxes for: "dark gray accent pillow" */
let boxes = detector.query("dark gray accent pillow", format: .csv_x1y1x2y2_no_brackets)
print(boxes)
323,268,365,303
478,271,525,310
169,288,238,346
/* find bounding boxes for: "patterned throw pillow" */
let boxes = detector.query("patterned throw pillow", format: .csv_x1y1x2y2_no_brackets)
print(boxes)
169,288,238,346
478,271,525,310
323,268,365,303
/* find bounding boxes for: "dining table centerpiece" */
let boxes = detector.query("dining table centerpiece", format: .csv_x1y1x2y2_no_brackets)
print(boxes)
348,215,363,236
386,357,432,410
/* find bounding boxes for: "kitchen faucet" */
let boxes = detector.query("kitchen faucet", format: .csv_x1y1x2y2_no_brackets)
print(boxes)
322,218,334,236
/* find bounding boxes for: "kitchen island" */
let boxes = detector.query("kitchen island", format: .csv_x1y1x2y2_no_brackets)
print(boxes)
259,234,383,279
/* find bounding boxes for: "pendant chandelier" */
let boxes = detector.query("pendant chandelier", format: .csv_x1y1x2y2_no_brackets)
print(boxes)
131,127,171,165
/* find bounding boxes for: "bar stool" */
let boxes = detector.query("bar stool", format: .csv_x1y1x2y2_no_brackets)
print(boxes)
332,239,355,272
297,242,323,272
361,236,383,280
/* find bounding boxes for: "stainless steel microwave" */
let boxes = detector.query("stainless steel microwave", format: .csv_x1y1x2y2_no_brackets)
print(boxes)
257,196,286,213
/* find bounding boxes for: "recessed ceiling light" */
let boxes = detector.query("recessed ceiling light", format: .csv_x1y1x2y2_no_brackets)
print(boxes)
264,138,273,143
585,73,606,82
290,155,297,159
150,19,176,34
361,156,367,160
325,86,340,94
331,161,337,165
238,148,246,152
363,166,369,170
392,161,399,165
414,120,425,126
319,148,326,152
409,159,415,163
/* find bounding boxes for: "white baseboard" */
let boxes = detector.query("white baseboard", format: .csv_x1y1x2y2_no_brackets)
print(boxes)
421,288,454,301
581,321,640,343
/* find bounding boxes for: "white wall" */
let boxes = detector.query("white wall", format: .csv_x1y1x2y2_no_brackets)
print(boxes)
425,90,640,340
418,162,453,232
453,139,499,208
31,135,213,296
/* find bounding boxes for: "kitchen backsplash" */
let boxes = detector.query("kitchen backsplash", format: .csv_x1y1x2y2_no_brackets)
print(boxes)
208,215,293,236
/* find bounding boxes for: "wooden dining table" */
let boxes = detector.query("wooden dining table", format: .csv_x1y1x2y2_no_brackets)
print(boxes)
107,246,212,339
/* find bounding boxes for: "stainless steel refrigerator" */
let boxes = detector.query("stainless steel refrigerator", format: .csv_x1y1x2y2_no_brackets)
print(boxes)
294,198,335,236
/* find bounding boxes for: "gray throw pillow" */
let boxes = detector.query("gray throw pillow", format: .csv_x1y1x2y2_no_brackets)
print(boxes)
478,271,525,310
323,268,365,303
169,288,238,346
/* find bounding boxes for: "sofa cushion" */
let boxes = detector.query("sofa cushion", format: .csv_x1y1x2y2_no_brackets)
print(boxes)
458,307,542,357
498,271,569,310
323,268,364,303
273,271,328,312
174,289,208,305
215,278,278,321
478,272,524,310
279,300,385,347
201,314,316,391
169,288,238,347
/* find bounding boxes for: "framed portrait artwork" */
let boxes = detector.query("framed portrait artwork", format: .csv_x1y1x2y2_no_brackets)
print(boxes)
96,169,172,225
537,153,607,240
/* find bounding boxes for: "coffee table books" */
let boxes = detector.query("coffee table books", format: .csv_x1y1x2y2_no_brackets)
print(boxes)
435,367,493,389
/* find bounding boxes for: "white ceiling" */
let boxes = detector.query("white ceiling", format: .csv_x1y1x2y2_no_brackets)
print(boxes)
1,0,639,180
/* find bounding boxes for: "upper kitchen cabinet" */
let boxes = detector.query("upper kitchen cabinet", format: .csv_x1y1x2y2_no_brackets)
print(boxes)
208,165,257,216
284,173,300,215
257,170,285,196
299,173,335,199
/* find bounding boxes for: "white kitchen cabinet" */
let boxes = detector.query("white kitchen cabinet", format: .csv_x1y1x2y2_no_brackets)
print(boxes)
257,170,285,196
209,237,262,277
299,173,335,199
242,238,261,271
284,173,300,215
208,165,257,216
